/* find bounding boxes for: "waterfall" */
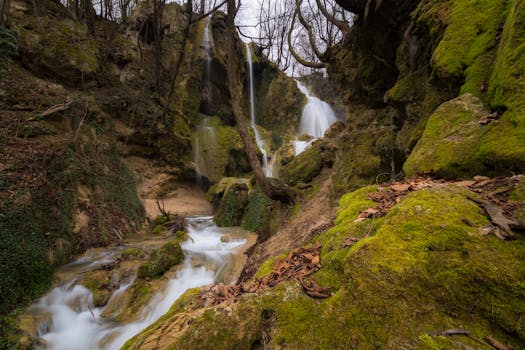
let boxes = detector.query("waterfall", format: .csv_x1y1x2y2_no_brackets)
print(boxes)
245,43,272,177
27,217,253,350
293,80,338,155
203,19,212,81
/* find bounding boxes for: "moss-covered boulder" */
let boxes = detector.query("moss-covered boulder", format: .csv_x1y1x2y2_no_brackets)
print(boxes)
137,241,184,279
82,270,112,307
256,184,525,348
214,182,249,227
281,137,337,187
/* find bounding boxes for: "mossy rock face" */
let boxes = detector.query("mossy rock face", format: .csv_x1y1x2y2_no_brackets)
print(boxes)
214,183,249,227
137,241,184,279
281,137,337,187
260,71,304,135
257,185,525,348
14,16,98,85
330,106,400,197
404,93,525,178
194,117,250,183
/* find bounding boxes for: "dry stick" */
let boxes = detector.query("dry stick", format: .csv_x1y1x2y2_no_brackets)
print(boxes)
38,100,73,118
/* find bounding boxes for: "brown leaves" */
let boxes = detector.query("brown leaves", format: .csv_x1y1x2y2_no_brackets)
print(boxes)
354,176,524,241
198,243,331,307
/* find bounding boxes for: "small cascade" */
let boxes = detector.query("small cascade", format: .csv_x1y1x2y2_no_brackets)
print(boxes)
26,217,254,350
293,80,338,155
245,43,272,177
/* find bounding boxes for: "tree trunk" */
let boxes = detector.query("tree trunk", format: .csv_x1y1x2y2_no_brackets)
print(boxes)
0,0,11,26
225,0,273,198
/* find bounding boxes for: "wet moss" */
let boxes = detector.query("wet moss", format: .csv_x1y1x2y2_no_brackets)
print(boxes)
254,185,525,348
137,241,184,279
242,189,271,232
214,183,249,227
121,247,144,259
432,0,505,80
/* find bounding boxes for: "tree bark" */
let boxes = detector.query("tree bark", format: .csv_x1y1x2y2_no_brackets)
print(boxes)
0,0,11,26
225,0,273,198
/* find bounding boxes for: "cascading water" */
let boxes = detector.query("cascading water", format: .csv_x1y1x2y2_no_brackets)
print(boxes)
25,217,254,350
295,80,338,138
245,43,272,177
203,19,212,83
293,80,338,155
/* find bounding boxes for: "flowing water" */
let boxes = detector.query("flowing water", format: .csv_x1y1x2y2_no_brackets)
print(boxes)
203,19,212,83
23,217,255,350
293,80,338,155
245,43,272,177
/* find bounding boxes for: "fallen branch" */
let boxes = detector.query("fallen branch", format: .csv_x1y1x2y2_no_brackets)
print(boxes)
37,99,73,118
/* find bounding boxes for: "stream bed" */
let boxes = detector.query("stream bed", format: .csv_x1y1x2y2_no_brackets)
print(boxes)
20,216,256,350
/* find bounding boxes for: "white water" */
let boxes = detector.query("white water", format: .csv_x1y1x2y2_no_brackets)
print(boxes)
293,80,338,155
245,43,272,177
203,20,212,82
29,217,248,350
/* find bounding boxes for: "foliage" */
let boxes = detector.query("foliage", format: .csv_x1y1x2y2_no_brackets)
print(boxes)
242,189,272,232
0,26,18,75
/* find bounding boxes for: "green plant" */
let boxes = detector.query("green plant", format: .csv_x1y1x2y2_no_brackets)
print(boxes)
0,27,18,74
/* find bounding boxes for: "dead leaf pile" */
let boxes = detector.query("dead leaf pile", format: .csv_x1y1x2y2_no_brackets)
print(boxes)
198,243,330,307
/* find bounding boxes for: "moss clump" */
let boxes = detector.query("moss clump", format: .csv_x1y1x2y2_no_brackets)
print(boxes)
121,247,143,259
151,225,165,235
242,189,271,232
280,144,323,186
432,0,506,81
137,241,184,279
214,183,249,227
83,271,111,307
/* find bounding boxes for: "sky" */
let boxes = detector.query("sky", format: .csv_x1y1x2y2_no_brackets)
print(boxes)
236,0,260,42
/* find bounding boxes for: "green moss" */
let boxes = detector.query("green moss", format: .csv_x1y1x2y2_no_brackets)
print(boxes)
123,291,262,350
194,118,247,183
83,273,111,307
214,183,249,227
0,27,18,76
432,0,506,80
242,189,271,232
121,247,143,259
15,17,98,83
127,279,153,316
280,144,323,186
151,225,166,236
253,185,525,348
137,241,184,279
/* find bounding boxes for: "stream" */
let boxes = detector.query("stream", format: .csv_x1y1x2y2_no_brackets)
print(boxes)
21,216,256,350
